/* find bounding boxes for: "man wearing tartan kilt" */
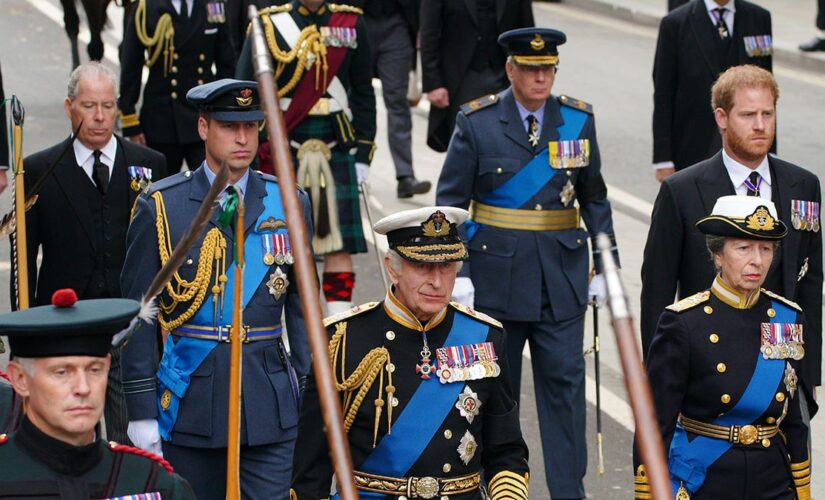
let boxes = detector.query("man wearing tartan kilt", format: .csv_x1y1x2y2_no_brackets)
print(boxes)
237,0,377,314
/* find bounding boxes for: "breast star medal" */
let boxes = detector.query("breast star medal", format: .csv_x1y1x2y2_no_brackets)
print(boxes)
457,431,478,465
560,180,576,206
455,386,482,423
784,363,798,397
266,268,290,299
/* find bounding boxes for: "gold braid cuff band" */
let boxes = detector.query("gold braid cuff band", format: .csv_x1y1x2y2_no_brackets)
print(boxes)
792,457,811,500
119,112,140,129
634,464,652,500
353,470,480,498
488,470,529,500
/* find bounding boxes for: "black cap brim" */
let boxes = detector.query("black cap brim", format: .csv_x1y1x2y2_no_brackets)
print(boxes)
696,216,788,240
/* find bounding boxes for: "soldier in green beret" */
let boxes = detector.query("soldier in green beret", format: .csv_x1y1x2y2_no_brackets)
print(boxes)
0,289,195,498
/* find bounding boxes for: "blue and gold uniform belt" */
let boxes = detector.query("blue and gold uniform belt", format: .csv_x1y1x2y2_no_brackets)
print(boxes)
353,470,481,498
470,201,580,231
679,414,779,446
174,324,283,343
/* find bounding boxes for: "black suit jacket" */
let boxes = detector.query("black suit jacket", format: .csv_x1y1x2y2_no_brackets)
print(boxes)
652,0,772,169
640,152,823,386
16,136,166,306
419,0,533,151
0,60,7,168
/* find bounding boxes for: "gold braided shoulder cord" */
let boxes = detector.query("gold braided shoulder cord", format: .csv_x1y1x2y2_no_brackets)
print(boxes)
330,321,395,447
134,0,175,75
260,13,328,96
151,191,227,331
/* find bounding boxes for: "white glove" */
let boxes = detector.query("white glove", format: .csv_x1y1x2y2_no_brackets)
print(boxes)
588,273,607,308
452,277,475,307
127,419,163,457
355,162,370,185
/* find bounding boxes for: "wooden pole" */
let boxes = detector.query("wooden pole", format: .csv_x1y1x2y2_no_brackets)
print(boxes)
247,7,358,499
596,234,672,499
11,97,29,310
226,192,245,499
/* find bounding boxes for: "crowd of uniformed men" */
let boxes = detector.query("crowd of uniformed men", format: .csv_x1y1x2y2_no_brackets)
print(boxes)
0,0,820,498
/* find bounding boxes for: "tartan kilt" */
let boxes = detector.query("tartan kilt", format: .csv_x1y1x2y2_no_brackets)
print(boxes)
290,116,367,254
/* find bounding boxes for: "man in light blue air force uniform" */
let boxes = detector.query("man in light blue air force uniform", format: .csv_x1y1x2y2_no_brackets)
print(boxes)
436,27,620,499
120,79,313,500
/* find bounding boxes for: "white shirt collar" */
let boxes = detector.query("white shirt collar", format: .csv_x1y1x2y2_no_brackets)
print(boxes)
722,148,771,188
202,161,250,199
171,0,194,16
514,99,545,133
704,0,736,14
73,135,117,168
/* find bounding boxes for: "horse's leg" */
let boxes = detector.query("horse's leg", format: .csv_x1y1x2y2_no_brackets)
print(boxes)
60,0,81,68
83,0,107,61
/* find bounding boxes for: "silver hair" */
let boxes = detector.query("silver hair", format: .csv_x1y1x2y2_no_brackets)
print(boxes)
67,62,118,100
11,356,36,377
386,249,463,273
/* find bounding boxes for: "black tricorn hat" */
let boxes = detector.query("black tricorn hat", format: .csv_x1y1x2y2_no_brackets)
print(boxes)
696,195,788,240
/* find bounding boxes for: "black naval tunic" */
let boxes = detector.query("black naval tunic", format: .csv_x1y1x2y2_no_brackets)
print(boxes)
292,294,529,499
0,416,195,499
634,278,813,500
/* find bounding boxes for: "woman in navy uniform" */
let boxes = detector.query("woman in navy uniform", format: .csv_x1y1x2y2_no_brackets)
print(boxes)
291,207,529,499
634,196,814,500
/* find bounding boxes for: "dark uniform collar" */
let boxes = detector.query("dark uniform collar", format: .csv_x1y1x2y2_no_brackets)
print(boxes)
14,416,104,476
296,0,327,17
710,274,761,309
383,287,448,332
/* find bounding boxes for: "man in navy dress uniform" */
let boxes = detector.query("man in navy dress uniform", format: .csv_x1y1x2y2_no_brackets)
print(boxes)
120,79,313,499
436,28,619,499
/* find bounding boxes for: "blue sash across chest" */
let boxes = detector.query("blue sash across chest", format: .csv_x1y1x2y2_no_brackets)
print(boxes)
155,181,286,440
466,104,588,240
666,300,793,497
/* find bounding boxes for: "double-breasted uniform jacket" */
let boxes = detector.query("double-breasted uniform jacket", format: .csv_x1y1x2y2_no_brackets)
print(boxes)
235,0,377,165
292,295,529,499
640,152,823,387
0,417,195,498
16,136,167,306
120,165,312,448
119,0,236,144
419,0,534,152
652,0,773,170
634,281,813,499
436,88,618,323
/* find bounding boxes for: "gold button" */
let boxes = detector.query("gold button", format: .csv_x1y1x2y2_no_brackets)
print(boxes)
171,92,178,99
400,497,407,500
767,308,776,318
197,67,204,74
709,333,719,343
766,416,776,424
186,258,193,265
762,438,771,448
481,244,488,251
386,363,395,373
391,397,399,407
704,306,713,315
776,392,785,402
171,66,178,73
442,463,452,473
198,79,204,85
721,394,731,404
534,204,543,210
171,79,178,86
716,363,726,373
496,167,503,174
560,95,568,102
385,330,395,340
444,429,452,439
566,170,572,176
173,53,179,60
199,53,205,61
576,239,582,245
442,497,449,500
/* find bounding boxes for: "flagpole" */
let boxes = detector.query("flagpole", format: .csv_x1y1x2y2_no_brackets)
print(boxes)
226,189,245,499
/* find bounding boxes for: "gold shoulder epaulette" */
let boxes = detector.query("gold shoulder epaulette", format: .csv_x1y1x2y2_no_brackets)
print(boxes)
460,94,498,115
329,4,363,14
558,95,594,115
450,302,503,329
259,4,292,16
761,289,802,312
666,291,710,312
323,301,380,327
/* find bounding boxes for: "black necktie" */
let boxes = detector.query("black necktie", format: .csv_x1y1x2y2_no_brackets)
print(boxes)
745,171,761,197
179,0,189,20
91,150,109,195
527,115,539,148
714,8,729,39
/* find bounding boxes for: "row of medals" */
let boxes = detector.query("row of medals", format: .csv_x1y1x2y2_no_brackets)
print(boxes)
791,213,819,232
263,252,293,266
438,360,501,384
761,342,804,361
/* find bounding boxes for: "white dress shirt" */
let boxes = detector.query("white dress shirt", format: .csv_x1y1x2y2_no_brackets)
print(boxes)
73,136,117,184
722,149,772,201
171,0,194,17
704,0,736,36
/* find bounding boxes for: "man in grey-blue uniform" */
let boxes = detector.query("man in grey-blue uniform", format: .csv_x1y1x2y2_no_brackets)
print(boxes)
436,28,619,499
120,79,312,500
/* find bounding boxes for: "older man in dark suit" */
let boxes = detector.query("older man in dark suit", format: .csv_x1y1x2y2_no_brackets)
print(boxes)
641,65,822,392
652,0,772,181
420,0,533,152
15,62,166,443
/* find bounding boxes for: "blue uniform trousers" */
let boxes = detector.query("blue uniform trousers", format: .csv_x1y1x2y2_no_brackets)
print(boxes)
503,310,586,499
163,439,295,500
